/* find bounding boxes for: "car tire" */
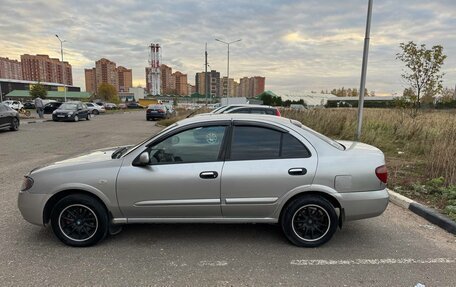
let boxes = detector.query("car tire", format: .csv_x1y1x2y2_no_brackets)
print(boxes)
74,115,79,122
92,110,99,115
10,118,19,131
281,195,338,248
86,113,91,120
50,194,109,247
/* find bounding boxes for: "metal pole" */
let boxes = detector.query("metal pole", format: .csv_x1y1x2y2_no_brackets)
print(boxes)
205,43,208,105
56,35,67,102
215,38,241,98
227,43,230,98
0,81,3,102
356,0,373,141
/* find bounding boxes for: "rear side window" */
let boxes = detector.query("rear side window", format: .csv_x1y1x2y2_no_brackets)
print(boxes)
230,126,311,160
281,133,311,158
231,126,281,160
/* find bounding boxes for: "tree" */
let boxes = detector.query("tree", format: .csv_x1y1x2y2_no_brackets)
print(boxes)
97,83,119,103
440,87,456,103
396,41,446,108
29,83,47,99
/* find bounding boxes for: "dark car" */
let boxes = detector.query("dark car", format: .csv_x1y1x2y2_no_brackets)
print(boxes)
44,102,63,114
146,105,171,121
52,102,90,122
126,102,144,109
0,103,19,131
24,101,35,109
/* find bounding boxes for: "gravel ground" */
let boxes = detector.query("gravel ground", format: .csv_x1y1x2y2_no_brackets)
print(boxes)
0,111,455,286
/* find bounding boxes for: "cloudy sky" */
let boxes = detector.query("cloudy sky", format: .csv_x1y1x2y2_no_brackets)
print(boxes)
1,0,455,96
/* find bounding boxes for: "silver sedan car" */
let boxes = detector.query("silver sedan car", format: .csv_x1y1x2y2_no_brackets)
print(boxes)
18,114,389,247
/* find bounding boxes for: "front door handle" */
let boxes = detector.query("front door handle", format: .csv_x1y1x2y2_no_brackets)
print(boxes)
200,171,218,179
288,168,307,176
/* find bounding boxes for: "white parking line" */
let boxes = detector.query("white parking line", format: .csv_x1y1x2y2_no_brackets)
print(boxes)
290,258,456,266
198,260,229,267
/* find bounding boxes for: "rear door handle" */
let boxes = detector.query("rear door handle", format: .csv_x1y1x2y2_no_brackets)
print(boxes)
288,168,307,176
199,171,218,179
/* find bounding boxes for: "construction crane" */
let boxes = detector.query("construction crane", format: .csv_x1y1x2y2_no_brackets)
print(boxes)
148,43,161,96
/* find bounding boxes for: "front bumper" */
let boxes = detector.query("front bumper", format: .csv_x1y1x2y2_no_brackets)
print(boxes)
339,188,389,221
18,191,51,226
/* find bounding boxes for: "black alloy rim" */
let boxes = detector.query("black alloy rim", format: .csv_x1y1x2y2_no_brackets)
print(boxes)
58,204,98,241
292,204,330,241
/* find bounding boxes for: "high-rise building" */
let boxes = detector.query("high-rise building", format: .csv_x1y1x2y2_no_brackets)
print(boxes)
196,70,220,97
172,71,188,96
195,72,206,96
20,54,72,85
251,76,265,97
84,68,96,93
239,77,250,97
117,66,132,92
160,64,173,94
95,58,118,90
0,57,23,80
85,58,132,93
187,84,195,96
221,77,237,97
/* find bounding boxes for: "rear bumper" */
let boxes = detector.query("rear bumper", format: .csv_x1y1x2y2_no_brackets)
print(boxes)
147,113,166,119
339,188,389,221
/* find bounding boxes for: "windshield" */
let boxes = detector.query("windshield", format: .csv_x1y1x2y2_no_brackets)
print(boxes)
121,123,179,157
59,103,78,110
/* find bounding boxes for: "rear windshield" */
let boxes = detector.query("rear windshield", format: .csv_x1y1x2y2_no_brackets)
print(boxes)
149,105,164,109
300,125,345,150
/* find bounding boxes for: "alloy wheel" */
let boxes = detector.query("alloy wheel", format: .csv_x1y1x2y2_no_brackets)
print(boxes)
291,204,331,242
58,204,98,242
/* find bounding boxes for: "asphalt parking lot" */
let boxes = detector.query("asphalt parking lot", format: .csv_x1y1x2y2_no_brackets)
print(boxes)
1,111,455,286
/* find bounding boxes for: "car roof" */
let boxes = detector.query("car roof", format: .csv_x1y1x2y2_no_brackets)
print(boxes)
177,113,296,129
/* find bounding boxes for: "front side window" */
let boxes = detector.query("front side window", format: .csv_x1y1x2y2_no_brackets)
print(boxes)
148,125,227,164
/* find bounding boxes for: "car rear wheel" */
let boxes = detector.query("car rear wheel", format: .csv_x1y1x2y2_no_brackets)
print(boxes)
50,194,108,247
92,110,99,115
281,195,338,247
10,118,19,131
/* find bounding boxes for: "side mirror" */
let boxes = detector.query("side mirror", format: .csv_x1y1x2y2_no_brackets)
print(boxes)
134,152,150,166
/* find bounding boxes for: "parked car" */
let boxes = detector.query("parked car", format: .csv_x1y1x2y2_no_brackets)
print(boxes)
0,103,19,131
126,102,144,109
103,103,118,110
2,100,24,110
146,104,171,121
44,102,63,114
213,104,281,116
118,103,127,109
86,103,106,115
24,101,35,109
18,114,388,247
52,101,91,122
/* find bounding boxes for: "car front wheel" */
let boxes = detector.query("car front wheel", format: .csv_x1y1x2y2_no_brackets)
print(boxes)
50,194,109,247
73,115,79,122
281,195,338,247
10,118,19,131
92,110,99,115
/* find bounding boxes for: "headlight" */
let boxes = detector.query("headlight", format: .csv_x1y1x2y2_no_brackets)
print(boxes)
21,176,34,191
53,110,57,114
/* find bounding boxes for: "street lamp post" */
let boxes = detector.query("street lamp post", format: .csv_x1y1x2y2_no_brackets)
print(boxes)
55,34,67,102
215,38,241,98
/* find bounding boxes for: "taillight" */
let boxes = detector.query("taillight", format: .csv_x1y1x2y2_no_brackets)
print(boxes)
275,108,281,117
146,109,151,113
158,109,164,113
375,165,388,183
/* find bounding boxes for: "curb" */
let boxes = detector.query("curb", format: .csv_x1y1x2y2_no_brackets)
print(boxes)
388,189,456,235
23,119,48,124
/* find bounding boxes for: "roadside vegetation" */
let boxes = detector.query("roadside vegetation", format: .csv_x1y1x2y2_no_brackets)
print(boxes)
281,108,456,220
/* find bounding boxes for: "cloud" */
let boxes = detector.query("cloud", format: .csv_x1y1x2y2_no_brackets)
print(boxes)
0,0,455,95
